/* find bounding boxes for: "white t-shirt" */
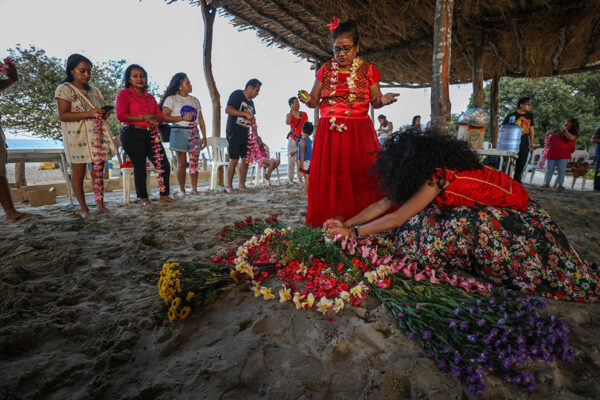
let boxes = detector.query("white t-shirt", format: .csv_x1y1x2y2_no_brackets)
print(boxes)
162,94,202,127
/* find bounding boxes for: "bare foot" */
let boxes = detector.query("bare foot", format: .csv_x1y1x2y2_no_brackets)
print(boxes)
97,205,111,213
190,190,200,195
225,186,234,194
80,210,92,218
159,195,177,203
238,185,248,191
265,180,272,187
6,210,37,222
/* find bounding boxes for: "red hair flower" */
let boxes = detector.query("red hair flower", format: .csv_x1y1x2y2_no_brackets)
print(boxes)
329,16,340,31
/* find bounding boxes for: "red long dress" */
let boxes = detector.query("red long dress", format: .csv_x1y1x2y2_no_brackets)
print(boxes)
305,59,384,227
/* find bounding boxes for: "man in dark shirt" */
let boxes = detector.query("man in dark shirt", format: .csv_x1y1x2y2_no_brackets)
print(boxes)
225,78,261,193
502,96,535,183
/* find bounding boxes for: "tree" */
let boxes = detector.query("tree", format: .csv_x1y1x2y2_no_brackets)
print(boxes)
0,45,126,140
465,72,600,149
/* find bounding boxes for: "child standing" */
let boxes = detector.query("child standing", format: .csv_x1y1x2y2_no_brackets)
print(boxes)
298,122,313,195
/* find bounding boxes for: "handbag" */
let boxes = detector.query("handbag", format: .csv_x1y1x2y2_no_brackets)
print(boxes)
286,112,304,140
158,124,171,142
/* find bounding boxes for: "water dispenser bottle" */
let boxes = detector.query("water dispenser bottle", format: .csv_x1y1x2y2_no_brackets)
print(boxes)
497,116,522,153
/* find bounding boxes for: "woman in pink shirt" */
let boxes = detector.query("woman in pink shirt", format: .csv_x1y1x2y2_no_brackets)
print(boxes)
116,64,174,204
543,118,579,190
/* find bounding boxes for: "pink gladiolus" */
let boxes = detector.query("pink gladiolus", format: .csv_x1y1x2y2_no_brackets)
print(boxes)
428,270,441,284
414,271,426,281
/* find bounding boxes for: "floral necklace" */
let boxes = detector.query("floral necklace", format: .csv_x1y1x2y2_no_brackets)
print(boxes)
328,57,361,132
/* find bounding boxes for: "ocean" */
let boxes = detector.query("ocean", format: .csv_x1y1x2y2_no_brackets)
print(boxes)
6,138,63,150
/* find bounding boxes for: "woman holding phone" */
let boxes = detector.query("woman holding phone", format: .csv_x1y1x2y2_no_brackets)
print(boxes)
116,64,174,205
55,53,117,218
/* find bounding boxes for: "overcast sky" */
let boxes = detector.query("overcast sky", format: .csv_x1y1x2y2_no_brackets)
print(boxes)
0,0,473,149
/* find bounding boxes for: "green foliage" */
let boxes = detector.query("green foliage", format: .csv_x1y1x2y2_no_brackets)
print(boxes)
465,72,600,149
0,45,125,140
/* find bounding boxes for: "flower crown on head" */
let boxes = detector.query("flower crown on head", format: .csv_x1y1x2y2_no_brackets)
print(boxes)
329,16,340,31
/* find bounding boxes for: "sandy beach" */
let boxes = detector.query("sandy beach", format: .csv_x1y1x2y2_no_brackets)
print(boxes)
0,181,599,399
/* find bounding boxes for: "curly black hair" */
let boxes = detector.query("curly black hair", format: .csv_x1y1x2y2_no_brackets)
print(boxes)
372,127,482,205
122,64,148,89
61,53,93,90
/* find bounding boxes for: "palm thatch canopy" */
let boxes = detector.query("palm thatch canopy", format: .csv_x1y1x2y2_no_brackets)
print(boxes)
198,0,600,88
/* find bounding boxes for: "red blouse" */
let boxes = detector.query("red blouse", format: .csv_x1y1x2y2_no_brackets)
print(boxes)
316,59,380,119
115,87,163,128
287,111,308,139
546,132,576,160
433,166,529,212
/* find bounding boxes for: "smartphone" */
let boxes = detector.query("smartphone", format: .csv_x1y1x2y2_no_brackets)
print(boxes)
102,105,114,112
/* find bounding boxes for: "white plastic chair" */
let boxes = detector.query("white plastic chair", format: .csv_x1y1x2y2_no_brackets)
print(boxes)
568,150,590,190
251,151,281,186
206,137,229,190
525,147,544,183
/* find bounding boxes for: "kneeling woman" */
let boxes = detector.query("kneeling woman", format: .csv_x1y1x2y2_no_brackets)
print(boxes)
116,64,174,204
325,128,599,303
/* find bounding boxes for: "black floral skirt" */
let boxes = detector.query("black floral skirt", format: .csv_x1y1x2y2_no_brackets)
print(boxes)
392,201,599,303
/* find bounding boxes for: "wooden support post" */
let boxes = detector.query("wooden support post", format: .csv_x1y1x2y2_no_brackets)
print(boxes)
490,77,500,147
472,30,485,109
313,61,320,127
201,0,220,138
430,0,454,134
201,0,224,185
15,162,26,187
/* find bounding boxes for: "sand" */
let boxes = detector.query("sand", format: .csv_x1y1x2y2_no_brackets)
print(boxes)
1,183,599,400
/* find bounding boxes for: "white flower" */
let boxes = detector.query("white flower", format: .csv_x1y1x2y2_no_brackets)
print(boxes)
333,298,345,313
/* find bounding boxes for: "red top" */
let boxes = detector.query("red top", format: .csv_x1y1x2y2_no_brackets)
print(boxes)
546,131,576,160
433,166,529,212
316,59,380,119
287,111,308,139
115,87,163,128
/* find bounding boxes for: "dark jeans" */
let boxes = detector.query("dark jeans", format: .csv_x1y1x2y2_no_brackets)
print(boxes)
120,126,170,199
513,134,530,183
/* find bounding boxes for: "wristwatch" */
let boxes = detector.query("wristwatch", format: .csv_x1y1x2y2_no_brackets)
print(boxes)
352,225,360,238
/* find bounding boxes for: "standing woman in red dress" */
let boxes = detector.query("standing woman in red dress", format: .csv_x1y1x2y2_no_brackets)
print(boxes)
299,18,398,227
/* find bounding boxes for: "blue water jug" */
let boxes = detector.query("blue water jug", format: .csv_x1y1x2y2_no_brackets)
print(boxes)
497,116,522,153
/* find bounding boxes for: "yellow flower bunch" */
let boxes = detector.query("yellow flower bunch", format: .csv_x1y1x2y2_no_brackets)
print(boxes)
158,262,182,305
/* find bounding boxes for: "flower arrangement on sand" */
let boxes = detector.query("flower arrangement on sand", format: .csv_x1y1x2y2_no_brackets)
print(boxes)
157,216,574,396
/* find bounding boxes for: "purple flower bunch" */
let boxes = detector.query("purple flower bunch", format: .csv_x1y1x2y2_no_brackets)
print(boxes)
376,283,573,397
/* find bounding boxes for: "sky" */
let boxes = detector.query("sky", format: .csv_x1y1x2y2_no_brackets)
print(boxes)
0,0,473,149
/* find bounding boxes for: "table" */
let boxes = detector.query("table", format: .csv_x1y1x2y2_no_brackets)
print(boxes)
7,148,74,205
474,149,518,176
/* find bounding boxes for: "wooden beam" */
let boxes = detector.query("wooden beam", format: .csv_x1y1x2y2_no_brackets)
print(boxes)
510,19,524,73
363,37,432,58
472,30,485,108
201,1,221,138
489,77,499,147
489,41,515,73
353,0,408,41
552,26,567,73
221,5,327,63
430,0,454,134
236,1,330,58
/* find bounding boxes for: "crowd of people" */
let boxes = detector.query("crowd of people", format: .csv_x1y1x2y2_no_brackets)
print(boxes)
1,17,599,300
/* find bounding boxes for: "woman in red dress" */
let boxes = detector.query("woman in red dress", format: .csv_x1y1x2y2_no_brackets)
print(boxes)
325,128,599,303
299,18,398,227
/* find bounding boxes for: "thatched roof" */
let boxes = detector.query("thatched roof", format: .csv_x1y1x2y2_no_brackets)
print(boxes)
201,0,600,88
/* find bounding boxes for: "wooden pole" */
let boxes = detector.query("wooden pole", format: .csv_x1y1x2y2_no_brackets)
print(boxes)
430,0,454,134
489,77,500,147
201,0,220,138
313,60,320,126
15,162,26,187
472,30,485,108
